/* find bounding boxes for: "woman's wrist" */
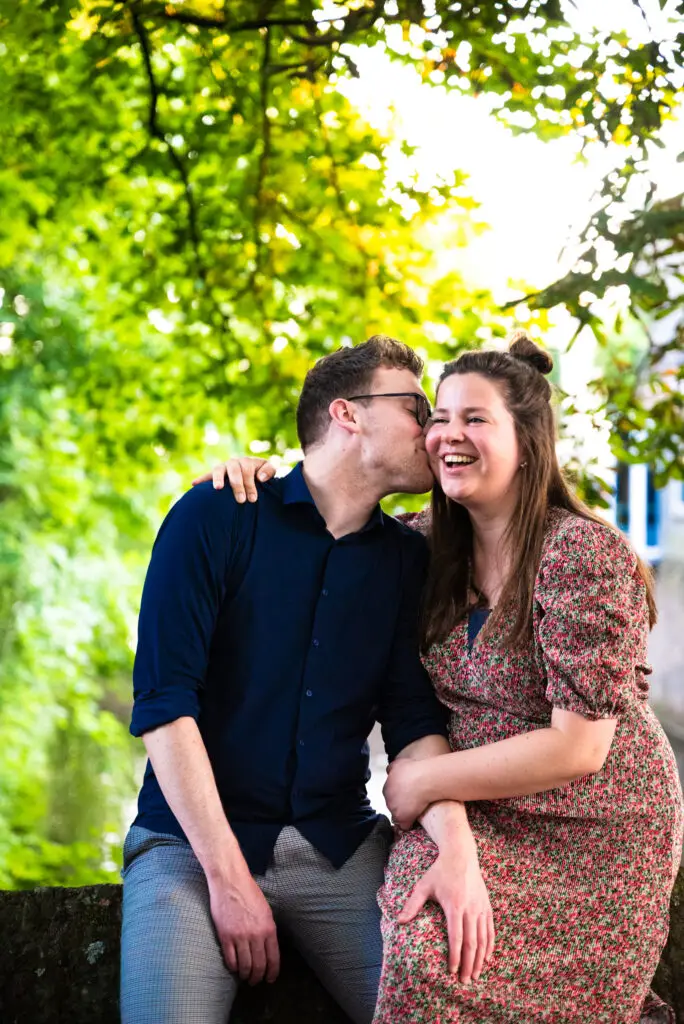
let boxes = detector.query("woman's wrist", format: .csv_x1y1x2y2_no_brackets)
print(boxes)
423,802,477,859
438,826,479,863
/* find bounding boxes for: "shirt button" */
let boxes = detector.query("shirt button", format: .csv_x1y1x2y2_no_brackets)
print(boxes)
312,638,319,647
299,739,305,747
306,690,313,697
321,588,329,597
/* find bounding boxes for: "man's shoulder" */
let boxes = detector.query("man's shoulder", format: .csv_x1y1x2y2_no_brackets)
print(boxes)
162,481,260,540
170,479,240,519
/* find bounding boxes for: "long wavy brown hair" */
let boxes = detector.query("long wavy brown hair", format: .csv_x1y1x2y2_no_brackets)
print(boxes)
421,332,657,652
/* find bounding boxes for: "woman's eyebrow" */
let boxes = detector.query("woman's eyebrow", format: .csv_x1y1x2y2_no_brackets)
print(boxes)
432,405,488,415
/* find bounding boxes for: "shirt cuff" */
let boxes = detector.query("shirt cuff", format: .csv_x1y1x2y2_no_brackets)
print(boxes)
130,688,201,738
384,712,448,762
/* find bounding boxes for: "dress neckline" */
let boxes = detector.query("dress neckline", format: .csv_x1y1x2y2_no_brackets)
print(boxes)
467,606,491,653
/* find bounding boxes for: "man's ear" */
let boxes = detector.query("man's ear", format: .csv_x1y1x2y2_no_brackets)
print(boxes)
328,398,361,436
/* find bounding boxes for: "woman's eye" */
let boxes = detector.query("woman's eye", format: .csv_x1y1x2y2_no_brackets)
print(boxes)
467,416,484,424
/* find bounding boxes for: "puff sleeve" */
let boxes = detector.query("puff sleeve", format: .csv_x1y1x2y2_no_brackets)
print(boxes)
394,507,432,536
535,516,651,720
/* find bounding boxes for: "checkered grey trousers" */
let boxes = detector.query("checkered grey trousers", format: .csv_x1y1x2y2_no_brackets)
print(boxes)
120,819,392,1024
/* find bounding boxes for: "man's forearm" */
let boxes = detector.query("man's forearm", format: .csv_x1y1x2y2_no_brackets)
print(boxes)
143,716,280,984
142,716,248,884
395,735,475,855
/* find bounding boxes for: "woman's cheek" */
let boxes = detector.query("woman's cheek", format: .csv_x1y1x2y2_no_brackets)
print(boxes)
424,427,440,457
425,434,440,467
427,454,442,483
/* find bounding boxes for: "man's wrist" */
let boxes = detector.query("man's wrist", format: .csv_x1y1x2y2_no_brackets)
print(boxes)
196,832,249,886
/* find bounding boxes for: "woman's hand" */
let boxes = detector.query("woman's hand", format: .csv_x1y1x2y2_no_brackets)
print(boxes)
192,457,277,502
398,846,495,984
383,757,436,830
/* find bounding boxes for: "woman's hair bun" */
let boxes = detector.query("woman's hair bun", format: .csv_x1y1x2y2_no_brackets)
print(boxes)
508,330,554,376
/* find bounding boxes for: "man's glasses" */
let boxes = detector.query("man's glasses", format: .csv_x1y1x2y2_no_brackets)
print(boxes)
346,392,433,429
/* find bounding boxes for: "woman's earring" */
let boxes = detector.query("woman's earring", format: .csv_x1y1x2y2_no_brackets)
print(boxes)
519,461,527,468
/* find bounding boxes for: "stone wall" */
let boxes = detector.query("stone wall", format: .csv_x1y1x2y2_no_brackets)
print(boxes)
1,873,683,1022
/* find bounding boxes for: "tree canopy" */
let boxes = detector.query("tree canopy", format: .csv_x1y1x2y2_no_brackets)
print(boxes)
1,0,682,887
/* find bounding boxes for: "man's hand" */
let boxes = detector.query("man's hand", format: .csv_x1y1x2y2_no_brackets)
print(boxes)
192,457,277,501
398,849,495,985
207,869,280,986
383,756,434,830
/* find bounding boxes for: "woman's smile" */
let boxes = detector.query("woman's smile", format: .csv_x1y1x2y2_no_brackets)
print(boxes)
440,452,479,473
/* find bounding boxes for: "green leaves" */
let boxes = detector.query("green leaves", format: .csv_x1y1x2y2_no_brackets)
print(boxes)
1,0,682,887
522,189,684,482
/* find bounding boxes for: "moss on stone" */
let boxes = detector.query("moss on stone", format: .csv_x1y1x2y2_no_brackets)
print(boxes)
2,870,683,1022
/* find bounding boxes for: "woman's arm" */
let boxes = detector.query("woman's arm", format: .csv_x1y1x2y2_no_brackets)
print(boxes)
389,735,496,983
384,708,616,829
387,518,642,829
411,794,495,983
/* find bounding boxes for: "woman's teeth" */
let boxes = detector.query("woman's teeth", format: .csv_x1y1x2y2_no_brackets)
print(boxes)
443,454,477,466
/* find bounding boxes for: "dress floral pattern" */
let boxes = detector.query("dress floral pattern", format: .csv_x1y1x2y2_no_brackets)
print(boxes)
375,508,683,1024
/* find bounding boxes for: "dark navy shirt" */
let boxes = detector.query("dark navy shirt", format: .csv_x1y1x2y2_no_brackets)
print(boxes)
131,463,447,873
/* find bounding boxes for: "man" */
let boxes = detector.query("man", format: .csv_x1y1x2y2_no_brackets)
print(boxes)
121,336,489,1024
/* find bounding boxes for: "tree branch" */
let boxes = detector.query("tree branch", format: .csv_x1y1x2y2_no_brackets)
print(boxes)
131,4,204,283
234,25,273,306
134,0,385,52
255,24,273,288
135,2,318,33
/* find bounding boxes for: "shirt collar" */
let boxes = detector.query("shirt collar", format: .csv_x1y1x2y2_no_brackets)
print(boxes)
281,463,385,533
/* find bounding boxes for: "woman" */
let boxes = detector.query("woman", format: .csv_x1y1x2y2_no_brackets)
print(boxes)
374,333,683,1023
199,333,682,1022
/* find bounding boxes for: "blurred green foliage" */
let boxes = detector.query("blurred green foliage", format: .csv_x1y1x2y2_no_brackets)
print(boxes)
0,1,682,887
525,188,684,483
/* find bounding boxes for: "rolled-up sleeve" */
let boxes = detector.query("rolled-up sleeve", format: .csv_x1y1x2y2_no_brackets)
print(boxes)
130,483,234,737
378,534,448,760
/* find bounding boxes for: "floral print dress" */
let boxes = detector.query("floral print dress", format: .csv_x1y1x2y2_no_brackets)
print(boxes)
374,509,683,1024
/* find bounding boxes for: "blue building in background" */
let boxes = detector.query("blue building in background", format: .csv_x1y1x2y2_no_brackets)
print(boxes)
612,464,677,564
610,467,684,737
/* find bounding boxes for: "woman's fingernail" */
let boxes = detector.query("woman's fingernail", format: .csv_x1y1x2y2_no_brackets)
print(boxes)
258,472,268,481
